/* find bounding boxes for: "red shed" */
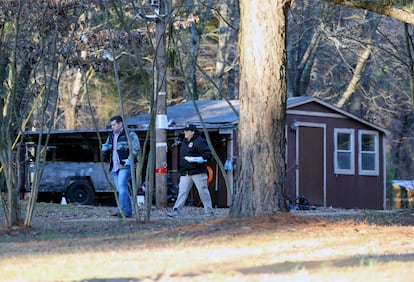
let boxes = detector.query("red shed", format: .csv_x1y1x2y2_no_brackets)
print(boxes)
286,96,388,209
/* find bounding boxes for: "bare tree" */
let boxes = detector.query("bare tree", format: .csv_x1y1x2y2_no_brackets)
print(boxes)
0,0,100,227
386,23,414,179
287,0,325,97
214,0,239,99
335,11,379,108
0,1,59,226
60,11,92,130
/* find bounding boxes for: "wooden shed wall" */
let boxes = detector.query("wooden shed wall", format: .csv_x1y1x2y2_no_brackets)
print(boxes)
286,102,385,209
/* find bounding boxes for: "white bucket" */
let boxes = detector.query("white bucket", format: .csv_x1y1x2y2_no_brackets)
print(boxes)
137,195,145,206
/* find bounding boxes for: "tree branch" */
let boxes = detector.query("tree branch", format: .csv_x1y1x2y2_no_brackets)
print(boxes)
325,0,414,25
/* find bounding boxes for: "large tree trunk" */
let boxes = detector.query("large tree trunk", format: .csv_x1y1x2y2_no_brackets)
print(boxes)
231,0,289,217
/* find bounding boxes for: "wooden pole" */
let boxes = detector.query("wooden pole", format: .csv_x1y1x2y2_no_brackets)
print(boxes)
154,0,168,208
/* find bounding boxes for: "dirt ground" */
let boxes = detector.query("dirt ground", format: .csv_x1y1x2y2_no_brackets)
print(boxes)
1,203,414,281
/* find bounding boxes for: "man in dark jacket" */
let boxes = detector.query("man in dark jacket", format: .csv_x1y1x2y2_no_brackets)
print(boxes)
167,124,214,218
102,115,140,218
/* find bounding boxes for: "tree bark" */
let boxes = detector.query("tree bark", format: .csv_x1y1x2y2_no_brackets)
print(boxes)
231,0,289,217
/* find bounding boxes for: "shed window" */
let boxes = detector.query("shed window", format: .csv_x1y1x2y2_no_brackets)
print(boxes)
334,129,354,175
359,130,379,175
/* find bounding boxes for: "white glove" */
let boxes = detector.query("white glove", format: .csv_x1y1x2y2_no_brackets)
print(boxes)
122,159,131,166
102,144,109,152
184,156,206,163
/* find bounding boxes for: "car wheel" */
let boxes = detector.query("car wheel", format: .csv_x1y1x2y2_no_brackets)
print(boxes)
66,181,94,205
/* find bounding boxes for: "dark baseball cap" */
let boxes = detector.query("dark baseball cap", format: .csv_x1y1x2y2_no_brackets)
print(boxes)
183,124,198,131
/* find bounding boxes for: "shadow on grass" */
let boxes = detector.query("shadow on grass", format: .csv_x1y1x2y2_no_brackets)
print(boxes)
74,253,414,281
81,279,139,282
235,253,414,275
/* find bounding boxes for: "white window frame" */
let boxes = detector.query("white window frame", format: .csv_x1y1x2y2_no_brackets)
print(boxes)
334,128,355,175
358,130,379,176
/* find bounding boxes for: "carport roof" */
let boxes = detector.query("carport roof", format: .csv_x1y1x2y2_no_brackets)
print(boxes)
126,100,239,130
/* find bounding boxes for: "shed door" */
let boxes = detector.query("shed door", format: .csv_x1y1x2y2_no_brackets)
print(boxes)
297,125,325,206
